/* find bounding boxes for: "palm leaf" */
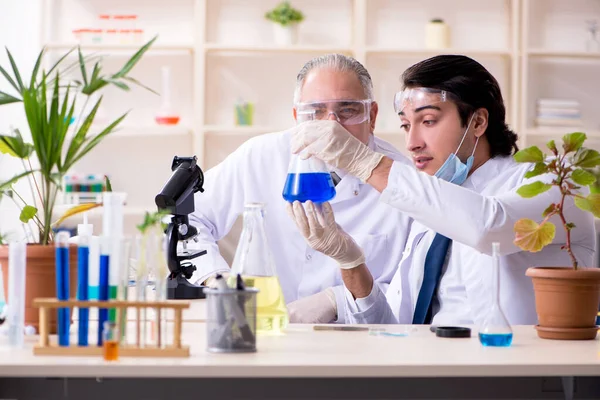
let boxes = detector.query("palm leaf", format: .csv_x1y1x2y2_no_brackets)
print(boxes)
112,36,157,79
29,48,44,90
63,95,102,168
64,112,128,171
78,47,88,87
5,47,24,91
46,47,76,78
0,62,19,93
122,76,158,95
52,203,102,227
0,90,21,105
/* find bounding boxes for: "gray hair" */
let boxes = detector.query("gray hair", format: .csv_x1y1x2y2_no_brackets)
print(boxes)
293,54,374,104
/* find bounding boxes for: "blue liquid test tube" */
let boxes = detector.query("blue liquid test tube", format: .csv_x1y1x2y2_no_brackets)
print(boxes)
55,231,70,347
77,234,90,346
97,237,111,346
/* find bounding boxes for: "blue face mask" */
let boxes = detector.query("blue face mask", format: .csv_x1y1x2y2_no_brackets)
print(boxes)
434,114,479,185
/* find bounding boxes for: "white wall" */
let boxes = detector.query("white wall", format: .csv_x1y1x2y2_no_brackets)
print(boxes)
0,0,42,241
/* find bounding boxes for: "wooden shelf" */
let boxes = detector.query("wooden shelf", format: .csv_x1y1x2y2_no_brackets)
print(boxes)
527,49,600,59
204,43,353,54
524,128,600,138
45,42,194,55
366,48,512,57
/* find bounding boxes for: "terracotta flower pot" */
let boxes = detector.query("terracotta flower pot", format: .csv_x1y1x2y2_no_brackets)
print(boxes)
0,244,78,334
526,267,600,340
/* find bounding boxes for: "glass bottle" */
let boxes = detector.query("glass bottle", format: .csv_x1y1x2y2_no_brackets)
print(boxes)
478,242,513,347
282,110,336,203
585,20,600,52
229,203,288,335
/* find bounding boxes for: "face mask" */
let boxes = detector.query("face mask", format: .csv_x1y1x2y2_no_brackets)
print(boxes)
434,113,479,185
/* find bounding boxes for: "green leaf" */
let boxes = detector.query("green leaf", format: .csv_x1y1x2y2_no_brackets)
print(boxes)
29,48,44,90
105,175,112,192
574,193,600,218
513,219,556,252
573,148,600,168
562,132,586,153
0,170,35,191
19,205,37,223
547,139,557,154
122,76,158,95
112,36,157,79
524,162,548,179
0,90,21,105
46,47,76,78
542,204,557,218
108,80,130,91
0,130,34,158
516,181,552,198
566,222,576,230
5,47,24,91
78,47,88,87
0,63,19,93
514,146,544,163
571,169,596,186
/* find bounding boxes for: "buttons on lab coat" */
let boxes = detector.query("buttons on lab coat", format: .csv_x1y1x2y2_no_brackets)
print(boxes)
306,253,312,261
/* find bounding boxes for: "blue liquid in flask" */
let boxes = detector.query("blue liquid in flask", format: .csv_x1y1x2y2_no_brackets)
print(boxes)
282,172,336,203
478,333,513,347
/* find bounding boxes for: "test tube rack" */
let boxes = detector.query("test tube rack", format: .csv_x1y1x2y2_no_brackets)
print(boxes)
32,298,190,357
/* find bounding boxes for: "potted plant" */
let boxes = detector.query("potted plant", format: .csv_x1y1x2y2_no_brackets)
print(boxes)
265,1,304,46
0,37,156,331
513,132,600,340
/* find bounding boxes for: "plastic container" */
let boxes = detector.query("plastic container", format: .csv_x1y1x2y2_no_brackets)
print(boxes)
425,18,450,49
205,287,259,353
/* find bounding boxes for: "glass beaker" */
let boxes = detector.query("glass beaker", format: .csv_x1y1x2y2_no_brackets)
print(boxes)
282,110,336,203
229,203,288,335
478,242,513,347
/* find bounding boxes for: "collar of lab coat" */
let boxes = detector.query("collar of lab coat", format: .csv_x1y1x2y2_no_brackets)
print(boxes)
462,156,515,192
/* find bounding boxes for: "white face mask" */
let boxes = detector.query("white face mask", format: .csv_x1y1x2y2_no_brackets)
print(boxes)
434,113,479,185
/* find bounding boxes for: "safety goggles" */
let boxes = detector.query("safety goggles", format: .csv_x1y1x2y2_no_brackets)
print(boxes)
393,87,457,115
295,99,372,125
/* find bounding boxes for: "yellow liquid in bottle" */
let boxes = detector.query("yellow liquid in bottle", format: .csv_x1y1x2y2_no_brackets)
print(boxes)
230,275,289,335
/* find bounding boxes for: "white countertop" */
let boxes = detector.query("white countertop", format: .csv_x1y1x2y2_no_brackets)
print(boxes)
1,317,599,379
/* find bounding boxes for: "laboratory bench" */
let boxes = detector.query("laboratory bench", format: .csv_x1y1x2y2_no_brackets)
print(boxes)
0,300,599,400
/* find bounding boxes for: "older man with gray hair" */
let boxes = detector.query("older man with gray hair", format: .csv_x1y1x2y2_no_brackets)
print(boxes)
188,54,412,324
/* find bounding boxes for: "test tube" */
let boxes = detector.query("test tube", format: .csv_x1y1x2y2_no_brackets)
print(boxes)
77,232,90,346
97,236,111,346
147,234,168,347
55,232,70,347
133,235,148,347
116,237,131,344
7,242,26,348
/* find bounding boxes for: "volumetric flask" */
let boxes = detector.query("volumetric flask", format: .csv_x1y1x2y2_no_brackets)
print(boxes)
282,110,336,203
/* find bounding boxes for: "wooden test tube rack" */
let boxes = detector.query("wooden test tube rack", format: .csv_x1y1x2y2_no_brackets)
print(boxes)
32,298,191,358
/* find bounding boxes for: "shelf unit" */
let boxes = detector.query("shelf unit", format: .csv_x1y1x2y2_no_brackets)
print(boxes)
37,0,600,236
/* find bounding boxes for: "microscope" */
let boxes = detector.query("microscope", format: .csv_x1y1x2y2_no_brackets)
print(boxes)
155,156,208,300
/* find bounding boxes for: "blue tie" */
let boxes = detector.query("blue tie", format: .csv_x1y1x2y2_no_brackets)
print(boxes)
412,233,452,324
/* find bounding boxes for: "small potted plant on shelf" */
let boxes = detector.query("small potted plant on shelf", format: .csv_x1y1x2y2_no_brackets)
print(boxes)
265,1,304,46
0,37,156,331
513,132,600,340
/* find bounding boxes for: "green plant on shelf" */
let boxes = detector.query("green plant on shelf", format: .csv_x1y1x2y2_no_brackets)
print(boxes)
512,132,600,269
0,37,157,245
265,1,304,26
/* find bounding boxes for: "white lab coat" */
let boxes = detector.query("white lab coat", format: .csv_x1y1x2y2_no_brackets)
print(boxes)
340,155,596,325
188,129,413,322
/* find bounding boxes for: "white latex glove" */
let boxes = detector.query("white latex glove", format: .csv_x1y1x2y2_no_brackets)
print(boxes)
286,200,365,269
287,287,337,324
291,120,384,182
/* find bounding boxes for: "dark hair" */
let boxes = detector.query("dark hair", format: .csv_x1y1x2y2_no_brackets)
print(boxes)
401,55,519,157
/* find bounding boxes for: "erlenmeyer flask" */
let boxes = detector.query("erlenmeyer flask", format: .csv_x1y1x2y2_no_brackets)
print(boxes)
479,242,513,347
282,110,336,203
230,203,288,335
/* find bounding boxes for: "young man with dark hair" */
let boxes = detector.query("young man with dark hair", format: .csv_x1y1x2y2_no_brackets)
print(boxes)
287,55,595,325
